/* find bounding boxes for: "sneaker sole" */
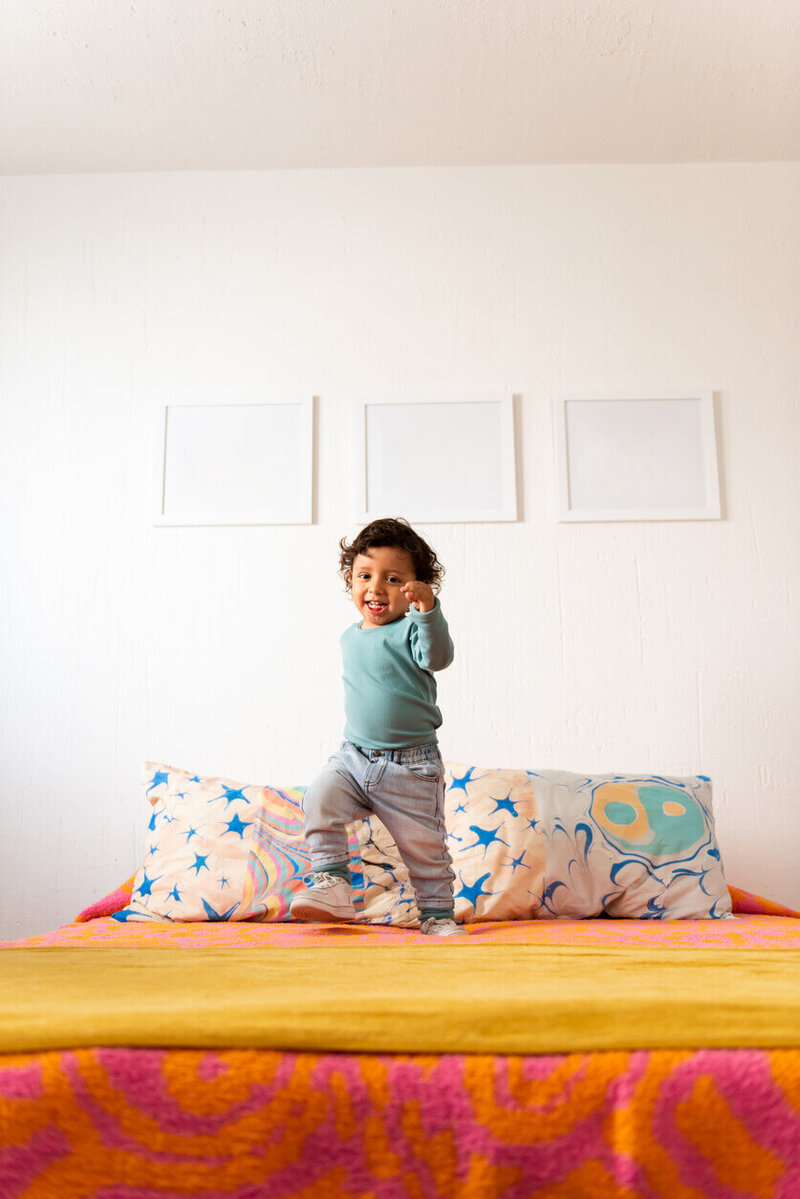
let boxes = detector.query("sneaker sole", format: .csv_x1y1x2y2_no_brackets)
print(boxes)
290,899,356,923
420,926,469,937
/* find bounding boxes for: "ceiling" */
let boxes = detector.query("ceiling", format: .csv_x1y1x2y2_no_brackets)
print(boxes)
2,0,799,174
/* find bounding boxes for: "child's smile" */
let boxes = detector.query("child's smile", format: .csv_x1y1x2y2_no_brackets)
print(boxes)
351,547,415,629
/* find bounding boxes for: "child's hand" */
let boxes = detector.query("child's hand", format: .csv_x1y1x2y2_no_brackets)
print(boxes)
402,581,435,613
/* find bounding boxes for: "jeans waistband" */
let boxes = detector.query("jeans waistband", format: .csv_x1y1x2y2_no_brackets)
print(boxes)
351,742,440,765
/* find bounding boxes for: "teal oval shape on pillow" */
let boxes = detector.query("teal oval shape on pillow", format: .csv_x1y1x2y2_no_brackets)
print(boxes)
590,781,707,860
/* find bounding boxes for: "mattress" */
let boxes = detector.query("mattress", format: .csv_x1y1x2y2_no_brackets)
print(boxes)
2,894,799,1198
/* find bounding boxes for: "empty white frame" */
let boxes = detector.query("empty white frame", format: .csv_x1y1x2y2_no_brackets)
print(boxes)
555,392,721,522
361,396,517,523
156,398,313,526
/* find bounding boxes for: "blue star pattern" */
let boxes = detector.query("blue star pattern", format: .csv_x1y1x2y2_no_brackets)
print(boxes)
222,813,254,839
353,761,731,925
213,786,251,808
135,871,161,898
201,897,240,921
116,762,316,924
145,770,169,795
490,793,523,817
462,824,510,858
448,766,484,795
112,907,157,923
507,850,530,873
454,871,495,912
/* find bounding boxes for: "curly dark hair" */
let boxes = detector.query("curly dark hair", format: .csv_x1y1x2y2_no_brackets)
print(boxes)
338,517,445,593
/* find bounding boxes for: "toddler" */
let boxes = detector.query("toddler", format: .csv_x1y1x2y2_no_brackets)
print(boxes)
290,517,465,936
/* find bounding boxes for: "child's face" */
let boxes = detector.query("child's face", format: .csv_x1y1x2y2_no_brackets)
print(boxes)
351,546,416,629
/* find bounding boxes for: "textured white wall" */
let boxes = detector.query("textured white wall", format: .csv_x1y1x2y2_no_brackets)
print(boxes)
5,1,800,171
2,163,798,938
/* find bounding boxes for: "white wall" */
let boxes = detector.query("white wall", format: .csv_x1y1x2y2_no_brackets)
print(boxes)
2,163,798,938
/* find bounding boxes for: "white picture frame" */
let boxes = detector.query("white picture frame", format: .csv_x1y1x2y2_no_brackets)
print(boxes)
360,395,518,523
155,397,314,526
554,391,721,522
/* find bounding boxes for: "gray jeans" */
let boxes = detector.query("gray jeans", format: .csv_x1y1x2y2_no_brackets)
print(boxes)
302,741,455,911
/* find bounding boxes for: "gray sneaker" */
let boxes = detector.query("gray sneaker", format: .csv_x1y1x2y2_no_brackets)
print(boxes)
290,873,356,923
419,916,467,937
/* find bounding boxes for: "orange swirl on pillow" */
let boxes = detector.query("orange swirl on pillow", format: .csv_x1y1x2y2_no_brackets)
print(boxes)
592,783,650,841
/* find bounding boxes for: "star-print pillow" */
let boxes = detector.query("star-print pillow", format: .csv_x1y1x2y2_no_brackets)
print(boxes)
354,762,731,925
354,763,547,926
114,762,314,922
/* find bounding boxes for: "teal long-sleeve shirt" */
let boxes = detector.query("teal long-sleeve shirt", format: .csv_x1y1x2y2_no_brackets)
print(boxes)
341,599,454,750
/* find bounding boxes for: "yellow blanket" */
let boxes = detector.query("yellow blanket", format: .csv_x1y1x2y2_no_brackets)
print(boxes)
3,944,799,1054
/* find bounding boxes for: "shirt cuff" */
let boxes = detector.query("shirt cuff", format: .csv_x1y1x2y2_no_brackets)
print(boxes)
407,597,441,620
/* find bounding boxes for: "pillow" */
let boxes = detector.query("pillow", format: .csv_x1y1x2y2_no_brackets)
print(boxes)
353,764,545,926
355,763,732,924
114,762,315,922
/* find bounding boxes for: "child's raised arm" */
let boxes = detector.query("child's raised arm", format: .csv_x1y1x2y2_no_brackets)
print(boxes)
407,599,454,673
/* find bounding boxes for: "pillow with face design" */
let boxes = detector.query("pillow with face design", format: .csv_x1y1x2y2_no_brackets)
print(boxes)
353,764,732,924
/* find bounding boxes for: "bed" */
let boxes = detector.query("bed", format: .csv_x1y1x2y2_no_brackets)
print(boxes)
3,761,800,1198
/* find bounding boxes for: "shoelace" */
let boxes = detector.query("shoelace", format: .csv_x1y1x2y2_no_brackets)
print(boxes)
308,872,346,890
420,916,458,934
